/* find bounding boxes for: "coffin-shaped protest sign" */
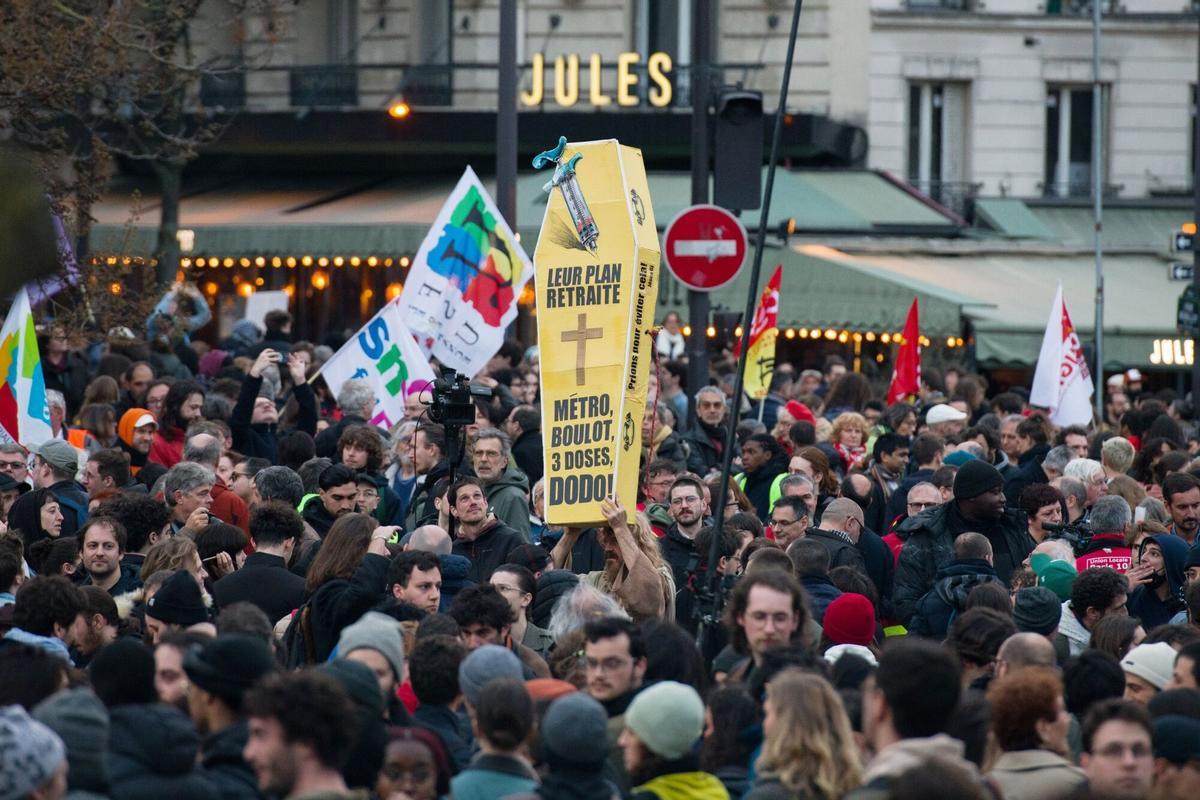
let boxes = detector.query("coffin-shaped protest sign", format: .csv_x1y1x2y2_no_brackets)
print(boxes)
533,138,660,526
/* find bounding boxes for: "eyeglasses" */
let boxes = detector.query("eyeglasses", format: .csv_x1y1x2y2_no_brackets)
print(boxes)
908,501,937,510
770,517,800,527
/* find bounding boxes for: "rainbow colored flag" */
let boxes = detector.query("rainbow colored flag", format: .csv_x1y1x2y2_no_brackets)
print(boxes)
0,288,52,446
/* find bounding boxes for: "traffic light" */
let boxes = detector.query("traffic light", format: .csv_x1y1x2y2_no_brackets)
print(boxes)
714,86,764,211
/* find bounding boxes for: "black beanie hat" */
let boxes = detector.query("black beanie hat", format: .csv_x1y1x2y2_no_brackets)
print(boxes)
953,460,1005,501
147,570,208,626
89,639,157,707
184,633,277,709
1012,587,1062,636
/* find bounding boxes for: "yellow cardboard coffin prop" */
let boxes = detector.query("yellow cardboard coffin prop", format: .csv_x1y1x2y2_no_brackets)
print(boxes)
533,138,659,526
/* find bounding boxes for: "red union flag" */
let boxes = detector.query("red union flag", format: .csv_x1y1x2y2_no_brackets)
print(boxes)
737,265,781,400
887,299,921,405
1030,284,1094,426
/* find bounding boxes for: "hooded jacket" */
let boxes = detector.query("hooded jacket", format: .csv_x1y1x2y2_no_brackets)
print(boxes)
531,569,580,629
893,501,1032,624
799,575,843,625
632,770,731,800
108,703,218,800
451,519,524,584
436,553,476,612
1057,601,1093,657
484,464,531,542
1127,533,1189,629
907,559,1002,638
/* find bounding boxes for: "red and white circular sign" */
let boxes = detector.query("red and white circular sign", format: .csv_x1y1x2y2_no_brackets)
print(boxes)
663,204,749,292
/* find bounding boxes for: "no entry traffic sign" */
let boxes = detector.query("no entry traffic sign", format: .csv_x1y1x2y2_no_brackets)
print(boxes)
663,204,748,292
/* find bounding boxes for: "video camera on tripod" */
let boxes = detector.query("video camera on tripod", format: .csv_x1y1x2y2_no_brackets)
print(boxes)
425,366,493,427
1041,521,1095,557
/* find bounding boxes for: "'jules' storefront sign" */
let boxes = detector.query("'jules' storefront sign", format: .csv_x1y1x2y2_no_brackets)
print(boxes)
521,52,673,108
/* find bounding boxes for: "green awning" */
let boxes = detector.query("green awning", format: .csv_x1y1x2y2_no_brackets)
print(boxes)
1028,204,1192,253
89,223,437,258
974,198,1056,240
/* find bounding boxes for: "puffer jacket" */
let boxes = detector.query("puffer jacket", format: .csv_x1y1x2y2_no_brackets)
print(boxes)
893,502,1032,625
108,704,218,800
907,559,1002,638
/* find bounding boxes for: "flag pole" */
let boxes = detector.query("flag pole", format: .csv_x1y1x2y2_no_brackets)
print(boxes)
694,0,805,651
1091,0,1105,422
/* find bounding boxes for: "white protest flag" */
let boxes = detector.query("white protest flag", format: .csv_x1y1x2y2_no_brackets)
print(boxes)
0,287,53,446
315,299,435,430
1030,284,1095,427
399,166,533,377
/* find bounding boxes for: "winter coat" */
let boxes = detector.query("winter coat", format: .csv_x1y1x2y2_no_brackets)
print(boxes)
405,460,450,531
907,559,1002,638
149,426,186,469
805,529,868,576
412,703,473,772
586,558,676,622
210,479,249,534
302,500,339,538
43,350,90,418
212,552,306,622
847,735,982,800
682,421,727,477
298,552,389,663
199,721,263,800
108,704,218,800
511,428,544,487
1075,533,1133,573
229,373,318,462
893,501,1033,625
83,561,143,597
436,553,476,612
1127,533,1190,629
659,524,698,603
857,528,896,620
450,753,538,800
711,766,750,800
452,520,525,584
644,426,689,470
987,750,1085,800
1058,601,1092,657
631,770,730,800
800,575,843,624
1004,443,1052,508
485,465,531,542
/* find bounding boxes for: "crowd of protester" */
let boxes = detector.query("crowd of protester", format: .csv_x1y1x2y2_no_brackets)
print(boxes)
5,303,1200,800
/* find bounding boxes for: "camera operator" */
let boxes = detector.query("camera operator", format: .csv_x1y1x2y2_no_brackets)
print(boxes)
1075,495,1133,573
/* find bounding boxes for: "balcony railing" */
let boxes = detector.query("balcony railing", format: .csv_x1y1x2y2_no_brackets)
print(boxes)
1039,181,1125,199
200,71,246,110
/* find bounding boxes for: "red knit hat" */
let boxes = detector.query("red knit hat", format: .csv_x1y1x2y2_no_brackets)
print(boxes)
785,400,816,425
822,593,876,647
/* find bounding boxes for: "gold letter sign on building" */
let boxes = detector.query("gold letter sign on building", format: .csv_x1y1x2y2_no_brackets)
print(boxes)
533,138,660,526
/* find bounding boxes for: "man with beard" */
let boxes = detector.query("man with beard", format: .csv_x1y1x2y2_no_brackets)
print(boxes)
448,477,523,584
471,428,531,542
303,464,358,537
723,567,807,686
683,386,729,476
1163,472,1200,546
73,586,120,666
243,671,361,800
116,408,157,477
659,476,706,597
186,634,277,800
79,516,141,595
584,616,647,794
894,460,1034,624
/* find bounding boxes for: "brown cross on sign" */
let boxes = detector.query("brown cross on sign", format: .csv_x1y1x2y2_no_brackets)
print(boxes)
561,312,603,386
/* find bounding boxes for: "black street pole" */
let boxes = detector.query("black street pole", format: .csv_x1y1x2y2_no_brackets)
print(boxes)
696,0,804,651
686,0,711,426
497,0,518,232
1192,11,1200,405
